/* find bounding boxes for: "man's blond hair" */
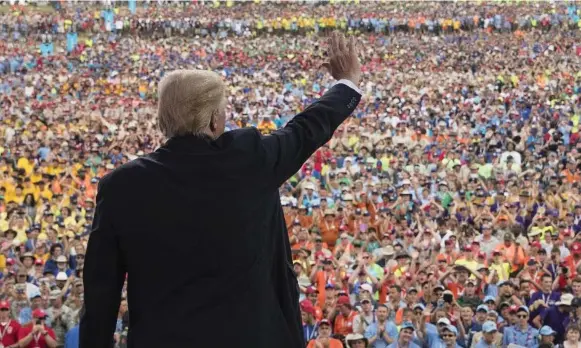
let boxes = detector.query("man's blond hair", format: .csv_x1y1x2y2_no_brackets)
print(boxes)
157,70,226,138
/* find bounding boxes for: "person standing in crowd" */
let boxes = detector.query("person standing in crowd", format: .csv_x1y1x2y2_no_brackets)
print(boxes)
502,306,539,347
80,31,362,348
0,300,20,348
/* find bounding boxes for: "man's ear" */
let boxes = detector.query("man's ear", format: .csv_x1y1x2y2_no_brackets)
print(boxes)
209,111,218,132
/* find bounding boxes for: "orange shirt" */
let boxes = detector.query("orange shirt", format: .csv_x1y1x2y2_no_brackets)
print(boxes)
319,221,339,247
307,338,343,348
493,244,526,272
334,311,357,336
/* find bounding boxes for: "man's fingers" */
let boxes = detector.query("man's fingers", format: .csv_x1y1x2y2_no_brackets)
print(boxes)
348,35,357,57
332,32,343,57
337,32,347,54
327,33,336,58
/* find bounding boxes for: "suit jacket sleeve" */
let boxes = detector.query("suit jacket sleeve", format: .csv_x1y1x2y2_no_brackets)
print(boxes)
80,175,125,348
261,82,361,187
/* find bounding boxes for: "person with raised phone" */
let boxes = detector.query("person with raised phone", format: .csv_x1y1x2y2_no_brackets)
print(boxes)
80,31,362,348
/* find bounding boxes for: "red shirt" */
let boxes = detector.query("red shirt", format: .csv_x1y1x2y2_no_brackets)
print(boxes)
17,324,56,348
0,320,20,346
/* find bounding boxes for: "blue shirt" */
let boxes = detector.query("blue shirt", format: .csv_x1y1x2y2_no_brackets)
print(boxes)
502,325,539,348
64,325,79,348
386,342,421,348
541,306,568,343
364,320,398,348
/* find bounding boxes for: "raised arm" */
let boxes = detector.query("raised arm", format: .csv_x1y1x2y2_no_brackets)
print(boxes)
261,32,362,187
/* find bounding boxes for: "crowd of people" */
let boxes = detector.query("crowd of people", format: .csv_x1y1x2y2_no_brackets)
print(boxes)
1,0,581,347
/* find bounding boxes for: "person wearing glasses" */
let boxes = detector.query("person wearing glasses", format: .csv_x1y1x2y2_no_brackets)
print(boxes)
502,306,539,347
435,325,462,348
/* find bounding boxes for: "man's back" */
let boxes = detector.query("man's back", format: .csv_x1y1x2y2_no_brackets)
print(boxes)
94,129,303,347
80,32,362,348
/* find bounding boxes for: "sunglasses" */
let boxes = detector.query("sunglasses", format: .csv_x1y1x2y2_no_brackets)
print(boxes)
517,314,528,319
362,256,369,259
414,311,422,315
441,334,455,338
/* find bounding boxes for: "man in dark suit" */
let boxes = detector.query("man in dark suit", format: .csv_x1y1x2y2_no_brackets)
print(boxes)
80,32,362,348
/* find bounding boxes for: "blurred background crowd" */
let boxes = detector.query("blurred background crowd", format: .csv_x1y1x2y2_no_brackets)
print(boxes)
1,0,581,347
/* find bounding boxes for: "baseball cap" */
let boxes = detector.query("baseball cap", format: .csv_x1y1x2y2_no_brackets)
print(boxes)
360,283,373,293
437,318,451,326
319,319,331,326
401,321,415,331
413,303,425,311
517,306,530,314
498,280,512,288
539,325,556,336
483,296,496,303
0,301,9,310
305,286,318,294
300,300,315,315
476,304,489,313
32,308,47,319
572,242,581,254
337,296,351,306
482,321,497,333
442,325,458,335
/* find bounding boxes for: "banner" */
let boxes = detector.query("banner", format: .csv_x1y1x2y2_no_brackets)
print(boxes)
66,32,78,53
128,0,136,14
40,42,54,57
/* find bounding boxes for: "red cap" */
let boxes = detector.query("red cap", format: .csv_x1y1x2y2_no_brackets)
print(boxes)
330,158,337,164
32,309,47,319
437,254,447,262
305,286,318,295
478,251,486,259
404,272,412,279
572,242,581,254
337,296,351,306
5,258,14,265
34,259,44,266
300,300,315,315
320,319,331,326
463,245,472,252
531,241,542,249
509,305,518,313
0,301,9,310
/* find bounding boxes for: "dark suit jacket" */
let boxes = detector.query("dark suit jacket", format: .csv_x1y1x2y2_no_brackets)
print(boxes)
80,83,361,348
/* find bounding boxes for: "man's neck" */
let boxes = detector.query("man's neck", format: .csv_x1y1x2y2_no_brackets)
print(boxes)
518,322,528,331
0,317,9,324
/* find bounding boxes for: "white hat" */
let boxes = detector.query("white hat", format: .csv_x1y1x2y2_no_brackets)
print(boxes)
56,255,68,263
56,272,68,281
557,293,574,306
360,283,373,293
437,318,451,326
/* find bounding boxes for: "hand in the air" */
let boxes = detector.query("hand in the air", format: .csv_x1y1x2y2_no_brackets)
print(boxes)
322,31,361,86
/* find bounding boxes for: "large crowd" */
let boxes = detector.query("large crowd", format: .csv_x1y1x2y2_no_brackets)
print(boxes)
1,1,581,347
